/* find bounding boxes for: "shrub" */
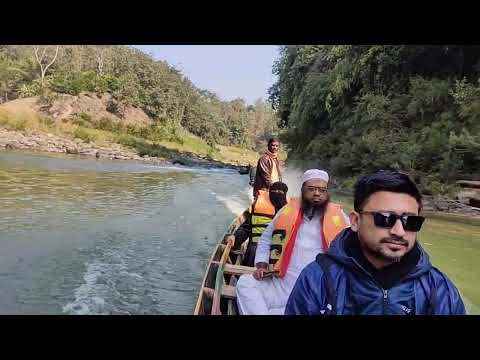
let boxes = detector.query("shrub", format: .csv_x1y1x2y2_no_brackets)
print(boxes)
69,113,93,128
341,177,356,191
39,116,55,127
96,117,123,132
73,127,97,143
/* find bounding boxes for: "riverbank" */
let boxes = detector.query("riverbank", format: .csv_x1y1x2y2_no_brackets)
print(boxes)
0,126,253,171
0,95,261,171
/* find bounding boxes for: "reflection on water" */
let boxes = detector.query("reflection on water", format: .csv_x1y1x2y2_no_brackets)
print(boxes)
0,151,252,314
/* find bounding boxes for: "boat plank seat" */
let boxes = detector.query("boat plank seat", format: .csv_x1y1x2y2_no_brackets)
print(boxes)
221,285,236,299
224,263,255,276
218,244,243,255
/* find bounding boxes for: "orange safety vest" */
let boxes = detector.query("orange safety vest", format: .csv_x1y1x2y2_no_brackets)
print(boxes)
270,198,348,278
250,190,276,243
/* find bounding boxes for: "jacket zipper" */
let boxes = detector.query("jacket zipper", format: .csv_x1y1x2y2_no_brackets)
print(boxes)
383,289,388,314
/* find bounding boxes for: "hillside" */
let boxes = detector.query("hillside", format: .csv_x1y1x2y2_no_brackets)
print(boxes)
0,45,279,152
0,45,278,168
0,94,260,168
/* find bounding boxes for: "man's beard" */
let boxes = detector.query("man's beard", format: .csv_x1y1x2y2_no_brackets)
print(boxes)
301,194,329,219
359,235,410,264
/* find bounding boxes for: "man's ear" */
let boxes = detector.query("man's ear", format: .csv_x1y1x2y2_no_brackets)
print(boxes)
349,211,360,232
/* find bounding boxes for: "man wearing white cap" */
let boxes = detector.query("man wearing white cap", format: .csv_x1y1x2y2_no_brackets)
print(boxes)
235,169,350,315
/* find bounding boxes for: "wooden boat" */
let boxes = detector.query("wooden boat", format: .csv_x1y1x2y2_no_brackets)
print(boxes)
238,166,250,175
194,212,255,315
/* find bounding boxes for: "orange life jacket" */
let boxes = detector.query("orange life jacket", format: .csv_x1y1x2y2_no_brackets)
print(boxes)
270,198,348,277
250,190,276,243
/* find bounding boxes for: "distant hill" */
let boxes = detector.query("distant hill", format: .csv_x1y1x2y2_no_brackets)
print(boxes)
0,45,279,153
0,93,152,127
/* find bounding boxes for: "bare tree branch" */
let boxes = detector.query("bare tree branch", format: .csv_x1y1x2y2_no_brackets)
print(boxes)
95,47,105,76
33,45,60,86
33,46,40,65
42,45,59,78
40,47,47,62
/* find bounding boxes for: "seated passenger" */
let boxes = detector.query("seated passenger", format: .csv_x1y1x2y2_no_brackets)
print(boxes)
224,181,289,267
235,169,350,315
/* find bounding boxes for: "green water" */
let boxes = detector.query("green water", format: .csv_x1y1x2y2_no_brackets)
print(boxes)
0,150,252,314
331,193,480,314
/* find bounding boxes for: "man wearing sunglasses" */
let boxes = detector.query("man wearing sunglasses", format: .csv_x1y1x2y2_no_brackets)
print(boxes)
285,171,466,315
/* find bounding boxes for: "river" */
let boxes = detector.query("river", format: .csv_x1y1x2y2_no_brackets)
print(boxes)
0,150,252,314
0,150,478,314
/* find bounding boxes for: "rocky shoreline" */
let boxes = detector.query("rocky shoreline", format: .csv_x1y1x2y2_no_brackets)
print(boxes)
421,196,480,219
0,127,244,171
2,127,479,219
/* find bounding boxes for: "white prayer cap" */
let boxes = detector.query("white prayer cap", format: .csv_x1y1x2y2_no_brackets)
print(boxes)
301,169,329,185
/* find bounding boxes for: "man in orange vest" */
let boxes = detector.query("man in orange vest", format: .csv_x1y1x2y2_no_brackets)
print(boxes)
235,169,350,315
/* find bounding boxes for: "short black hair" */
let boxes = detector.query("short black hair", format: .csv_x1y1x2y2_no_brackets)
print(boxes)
353,171,422,212
268,138,279,146
270,181,288,193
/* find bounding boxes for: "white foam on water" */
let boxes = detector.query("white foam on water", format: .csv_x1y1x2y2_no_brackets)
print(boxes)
281,166,308,197
62,247,145,315
62,261,114,315
213,166,305,216
215,194,248,215
214,185,253,216
241,186,254,203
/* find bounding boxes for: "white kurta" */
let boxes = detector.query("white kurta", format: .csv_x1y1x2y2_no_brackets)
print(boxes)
236,209,349,315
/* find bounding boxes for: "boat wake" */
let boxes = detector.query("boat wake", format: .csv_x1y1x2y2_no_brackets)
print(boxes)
214,185,252,215
62,233,147,315
62,249,142,315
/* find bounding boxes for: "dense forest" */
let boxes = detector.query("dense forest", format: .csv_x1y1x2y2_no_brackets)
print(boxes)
2,45,480,195
269,45,480,195
0,45,278,151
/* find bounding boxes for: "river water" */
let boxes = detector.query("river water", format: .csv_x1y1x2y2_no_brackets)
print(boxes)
1,150,479,314
0,151,252,314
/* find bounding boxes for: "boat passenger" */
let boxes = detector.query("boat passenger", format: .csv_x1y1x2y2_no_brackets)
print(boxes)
253,138,281,199
235,169,349,315
285,171,466,315
224,181,289,267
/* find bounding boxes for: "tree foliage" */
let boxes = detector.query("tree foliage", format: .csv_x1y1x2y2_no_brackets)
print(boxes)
0,45,278,150
269,45,480,194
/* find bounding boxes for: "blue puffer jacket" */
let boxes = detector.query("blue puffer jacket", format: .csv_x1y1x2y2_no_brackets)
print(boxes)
285,228,466,315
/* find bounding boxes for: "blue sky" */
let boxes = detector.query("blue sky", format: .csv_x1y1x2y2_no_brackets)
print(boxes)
132,45,279,105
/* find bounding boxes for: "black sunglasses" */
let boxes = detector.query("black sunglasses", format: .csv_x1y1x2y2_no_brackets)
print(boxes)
360,211,425,232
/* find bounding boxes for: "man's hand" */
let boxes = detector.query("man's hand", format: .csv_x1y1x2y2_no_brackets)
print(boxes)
253,262,269,281
224,235,235,247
